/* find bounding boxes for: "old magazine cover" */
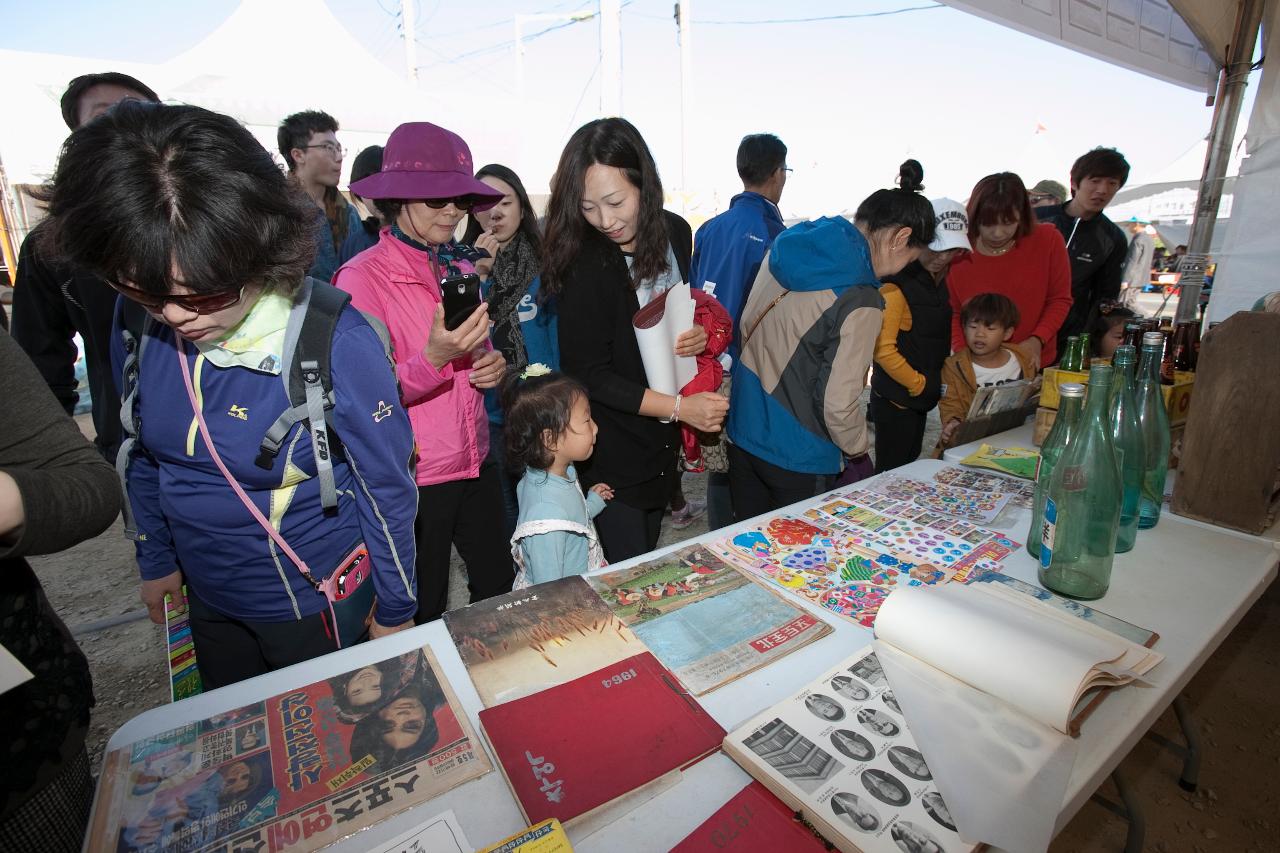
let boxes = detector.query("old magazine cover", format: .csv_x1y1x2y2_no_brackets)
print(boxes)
88,646,490,853
444,576,645,707
586,544,830,695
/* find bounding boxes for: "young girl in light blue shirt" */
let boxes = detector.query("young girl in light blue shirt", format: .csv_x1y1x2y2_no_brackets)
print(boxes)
502,366,613,587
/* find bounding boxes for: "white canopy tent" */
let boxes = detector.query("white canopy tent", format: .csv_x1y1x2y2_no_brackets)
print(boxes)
0,0,478,234
942,0,1277,322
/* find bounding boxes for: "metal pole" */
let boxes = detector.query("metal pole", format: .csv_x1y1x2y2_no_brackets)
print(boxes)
599,0,623,115
677,0,694,197
402,0,418,85
1176,0,1264,322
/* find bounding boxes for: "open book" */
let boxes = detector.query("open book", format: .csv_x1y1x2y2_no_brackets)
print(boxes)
874,581,1162,735
723,647,977,853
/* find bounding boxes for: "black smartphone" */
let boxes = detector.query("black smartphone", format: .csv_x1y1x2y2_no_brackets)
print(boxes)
440,273,483,330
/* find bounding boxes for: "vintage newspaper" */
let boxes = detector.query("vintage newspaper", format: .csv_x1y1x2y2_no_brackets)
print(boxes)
586,544,831,695
87,646,490,853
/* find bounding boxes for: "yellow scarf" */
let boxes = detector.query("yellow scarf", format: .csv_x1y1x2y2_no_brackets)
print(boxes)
196,287,293,374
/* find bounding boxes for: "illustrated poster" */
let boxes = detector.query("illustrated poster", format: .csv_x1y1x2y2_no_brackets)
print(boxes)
87,647,490,853
587,544,831,694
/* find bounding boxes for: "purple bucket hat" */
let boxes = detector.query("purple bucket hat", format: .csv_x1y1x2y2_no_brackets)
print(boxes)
349,122,503,211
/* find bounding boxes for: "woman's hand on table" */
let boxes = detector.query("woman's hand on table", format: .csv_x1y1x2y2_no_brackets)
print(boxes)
473,231,500,278
680,392,729,432
141,570,184,625
425,303,490,369
369,617,414,640
469,349,506,389
675,326,708,358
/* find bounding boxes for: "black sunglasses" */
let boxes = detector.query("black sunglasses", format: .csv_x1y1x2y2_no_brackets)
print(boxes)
106,279,246,315
419,197,477,211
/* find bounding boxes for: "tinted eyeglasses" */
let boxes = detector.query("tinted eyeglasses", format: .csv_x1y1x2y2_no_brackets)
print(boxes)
419,197,477,211
106,279,246,315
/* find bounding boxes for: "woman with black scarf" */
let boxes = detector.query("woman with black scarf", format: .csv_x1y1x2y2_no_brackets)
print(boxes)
463,164,559,539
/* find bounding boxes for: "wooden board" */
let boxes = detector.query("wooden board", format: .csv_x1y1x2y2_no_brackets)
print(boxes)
1172,312,1280,534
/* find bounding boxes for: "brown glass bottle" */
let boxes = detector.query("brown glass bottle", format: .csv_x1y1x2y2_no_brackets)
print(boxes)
1122,320,1146,351
1172,321,1197,371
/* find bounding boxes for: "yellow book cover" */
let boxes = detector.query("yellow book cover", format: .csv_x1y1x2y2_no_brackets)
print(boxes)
478,818,574,853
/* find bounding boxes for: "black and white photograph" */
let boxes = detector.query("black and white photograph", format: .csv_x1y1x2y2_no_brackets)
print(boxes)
887,745,932,780
830,790,882,833
891,820,946,853
743,720,844,795
805,693,847,722
882,689,902,715
849,653,887,687
829,728,876,762
858,707,901,737
922,790,958,832
831,674,871,702
861,768,911,807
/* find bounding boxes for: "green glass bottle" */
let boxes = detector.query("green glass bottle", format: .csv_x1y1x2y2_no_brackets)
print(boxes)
1027,383,1085,560
1135,332,1172,529
1039,364,1122,600
1108,346,1145,553
1061,336,1081,371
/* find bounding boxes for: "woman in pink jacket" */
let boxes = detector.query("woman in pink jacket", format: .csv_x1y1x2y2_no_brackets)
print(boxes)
335,122,513,623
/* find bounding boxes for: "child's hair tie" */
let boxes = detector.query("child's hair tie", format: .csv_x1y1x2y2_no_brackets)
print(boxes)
520,363,552,380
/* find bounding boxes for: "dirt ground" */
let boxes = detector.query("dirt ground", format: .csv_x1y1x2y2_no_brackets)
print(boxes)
26,409,1280,852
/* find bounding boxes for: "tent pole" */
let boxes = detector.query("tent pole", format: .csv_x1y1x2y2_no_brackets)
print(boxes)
1177,0,1265,322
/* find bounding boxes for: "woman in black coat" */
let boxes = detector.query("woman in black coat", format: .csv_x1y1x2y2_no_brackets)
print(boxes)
541,118,728,561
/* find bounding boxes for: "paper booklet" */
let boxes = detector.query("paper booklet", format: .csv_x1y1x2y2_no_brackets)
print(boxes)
633,281,697,395
874,582,1162,735
671,781,828,852
87,646,490,853
964,378,1037,421
444,576,645,708
478,652,725,829
723,647,977,853
586,544,831,695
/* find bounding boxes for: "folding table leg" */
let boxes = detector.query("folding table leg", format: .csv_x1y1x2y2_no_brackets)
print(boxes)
1171,696,1201,792
1089,770,1146,853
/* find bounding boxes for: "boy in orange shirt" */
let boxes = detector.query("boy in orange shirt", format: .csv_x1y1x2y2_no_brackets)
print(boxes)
937,293,1036,450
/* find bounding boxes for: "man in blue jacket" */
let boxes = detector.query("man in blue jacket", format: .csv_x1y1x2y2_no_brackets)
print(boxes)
690,133,788,529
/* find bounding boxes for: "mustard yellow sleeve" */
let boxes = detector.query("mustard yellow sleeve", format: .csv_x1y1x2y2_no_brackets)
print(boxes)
937,355,969,426
873,284,926,396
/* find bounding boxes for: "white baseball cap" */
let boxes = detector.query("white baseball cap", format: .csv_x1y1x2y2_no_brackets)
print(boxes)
929,197,971,252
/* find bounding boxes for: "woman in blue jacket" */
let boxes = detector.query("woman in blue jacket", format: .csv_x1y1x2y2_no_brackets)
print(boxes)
463,164,559,538
37,101,419,687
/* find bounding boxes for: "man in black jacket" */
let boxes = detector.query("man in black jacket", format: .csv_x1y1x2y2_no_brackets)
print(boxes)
10,72,159,460
1035,147,1130,361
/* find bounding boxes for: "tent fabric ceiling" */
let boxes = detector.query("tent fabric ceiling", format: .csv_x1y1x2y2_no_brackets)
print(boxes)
943,0,1218,90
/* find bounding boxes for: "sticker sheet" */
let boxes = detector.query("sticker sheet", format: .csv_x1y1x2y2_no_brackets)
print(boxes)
932,466,1037,510
856,475,1015,525
726,647,973,853
716,517,953,629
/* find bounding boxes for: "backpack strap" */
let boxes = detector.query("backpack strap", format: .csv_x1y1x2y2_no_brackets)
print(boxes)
255,279,352,514
116,298,153,542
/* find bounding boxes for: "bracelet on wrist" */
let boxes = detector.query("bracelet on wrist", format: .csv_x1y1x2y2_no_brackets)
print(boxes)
660,393,682,424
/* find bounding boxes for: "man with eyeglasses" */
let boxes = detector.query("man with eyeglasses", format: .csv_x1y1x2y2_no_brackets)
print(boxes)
10,71,160,462
277,110,361,283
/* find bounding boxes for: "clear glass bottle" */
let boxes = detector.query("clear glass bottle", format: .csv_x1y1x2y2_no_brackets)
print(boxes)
1039,364,1122,600
1108,346,1145,553
1135,332,1172,528
1027,383,1085,560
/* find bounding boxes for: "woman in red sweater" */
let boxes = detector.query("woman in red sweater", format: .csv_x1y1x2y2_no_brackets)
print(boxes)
947,172,1071,370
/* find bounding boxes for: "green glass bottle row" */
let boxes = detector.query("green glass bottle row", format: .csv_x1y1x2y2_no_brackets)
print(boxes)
1038,364,1122,600
1108,345,1145,553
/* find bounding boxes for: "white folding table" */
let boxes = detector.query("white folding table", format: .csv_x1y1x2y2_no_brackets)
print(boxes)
94,459,1279,852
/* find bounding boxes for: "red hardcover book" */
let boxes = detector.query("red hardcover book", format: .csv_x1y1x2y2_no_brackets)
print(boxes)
479,651,726,827
673,781,827,852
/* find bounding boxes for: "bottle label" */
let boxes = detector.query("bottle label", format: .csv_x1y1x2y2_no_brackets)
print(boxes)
1061,466,1087,492
1040,498,1057,569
